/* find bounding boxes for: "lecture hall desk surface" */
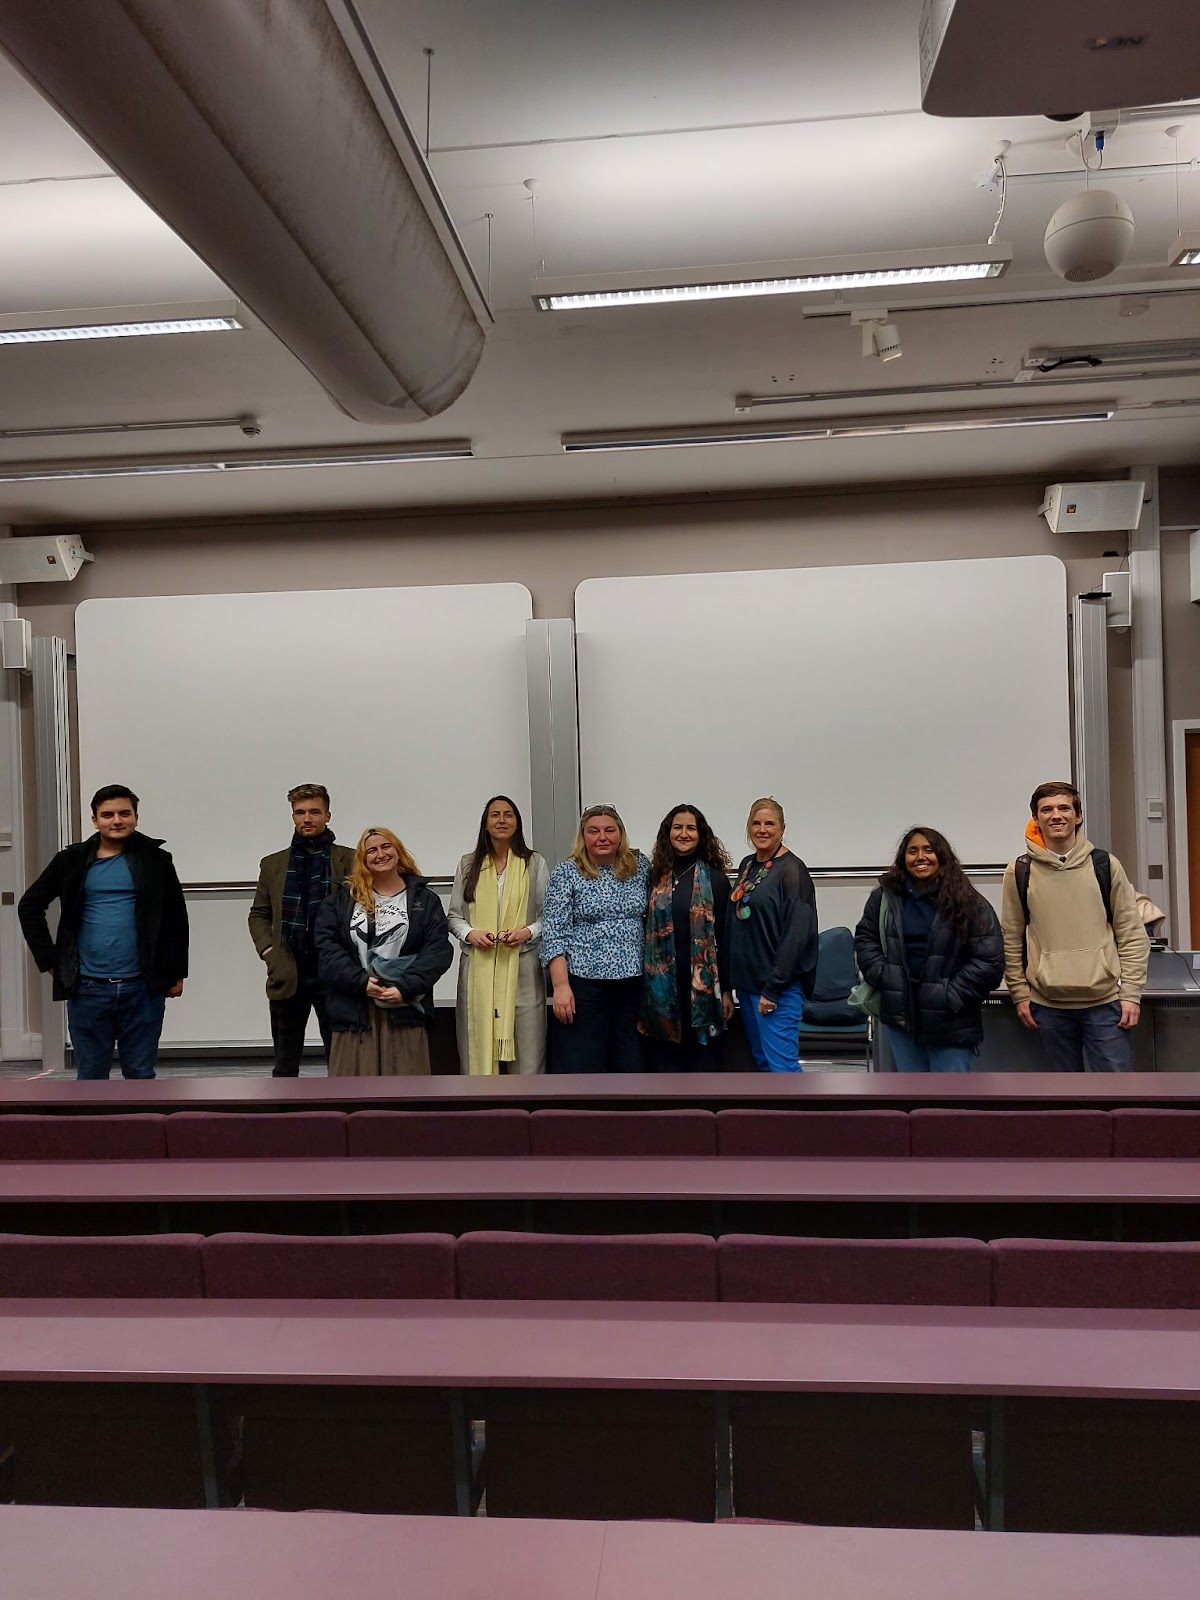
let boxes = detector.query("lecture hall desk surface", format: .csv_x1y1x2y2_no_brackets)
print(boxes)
3,1505,1199,1600
5,1070,1200,1112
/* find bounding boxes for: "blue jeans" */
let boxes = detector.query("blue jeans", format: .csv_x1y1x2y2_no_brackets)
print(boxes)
1029,999,1133,1073
884,1025,975,1074
67,976,167,1080
739,984,805,1073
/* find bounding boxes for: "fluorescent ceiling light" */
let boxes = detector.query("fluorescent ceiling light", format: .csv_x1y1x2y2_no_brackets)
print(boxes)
0,316,243,346
561,405,1112,453
533,247,1011,311
0,441,473,483
1167,232,1200,267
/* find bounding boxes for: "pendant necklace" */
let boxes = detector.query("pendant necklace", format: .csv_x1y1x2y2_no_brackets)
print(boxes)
732,847,784,920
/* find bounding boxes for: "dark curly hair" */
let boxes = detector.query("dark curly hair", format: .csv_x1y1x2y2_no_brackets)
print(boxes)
881,825,982,942
650,803,732,884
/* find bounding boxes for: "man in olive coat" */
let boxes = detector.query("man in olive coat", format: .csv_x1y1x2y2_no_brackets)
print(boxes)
249,784,355,1077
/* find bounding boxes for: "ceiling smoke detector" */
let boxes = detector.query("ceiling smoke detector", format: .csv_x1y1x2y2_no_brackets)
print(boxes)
1043,189,1135,281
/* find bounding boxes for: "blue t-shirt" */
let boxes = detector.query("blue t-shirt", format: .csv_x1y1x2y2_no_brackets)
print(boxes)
78,854,140,978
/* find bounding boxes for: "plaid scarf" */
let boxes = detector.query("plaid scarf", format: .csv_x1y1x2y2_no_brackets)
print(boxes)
280,828,335,956
638,859,722,1045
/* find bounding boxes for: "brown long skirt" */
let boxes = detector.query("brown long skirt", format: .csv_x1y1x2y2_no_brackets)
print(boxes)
329,1009,431,1076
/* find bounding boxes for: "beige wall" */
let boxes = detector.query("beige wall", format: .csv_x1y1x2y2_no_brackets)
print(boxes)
18,476,1131,637
17,478,1138,852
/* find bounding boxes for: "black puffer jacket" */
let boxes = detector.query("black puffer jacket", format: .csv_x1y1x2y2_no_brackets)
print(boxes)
316,878,453,1032
854,881,1004,1049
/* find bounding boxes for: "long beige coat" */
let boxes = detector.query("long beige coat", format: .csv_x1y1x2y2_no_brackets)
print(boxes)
447,851,549,1074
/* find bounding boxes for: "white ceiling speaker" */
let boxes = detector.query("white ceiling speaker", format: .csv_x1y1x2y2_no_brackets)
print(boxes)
0,534,93,584
1039,480,1145,533
1043,189,1135,282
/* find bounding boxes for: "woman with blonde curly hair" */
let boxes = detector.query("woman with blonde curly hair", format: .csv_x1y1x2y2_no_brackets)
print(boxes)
541,804,650,1072
315,826,452,1076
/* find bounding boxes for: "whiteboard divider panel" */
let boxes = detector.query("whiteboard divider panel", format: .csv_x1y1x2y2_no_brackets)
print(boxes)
575,556,1071,871
525,618,581,870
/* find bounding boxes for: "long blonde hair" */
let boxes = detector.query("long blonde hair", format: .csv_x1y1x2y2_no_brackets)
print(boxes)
572,804,639,881
348,826,419,915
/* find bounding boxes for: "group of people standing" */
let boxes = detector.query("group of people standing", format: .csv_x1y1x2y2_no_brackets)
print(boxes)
539,797,820,1076
254,787,830,1078
18,776,1149,1080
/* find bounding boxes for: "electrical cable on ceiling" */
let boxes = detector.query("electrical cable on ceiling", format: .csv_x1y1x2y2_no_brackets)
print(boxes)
1036,354,1103,373
423,47,434,159
988,153,1008,246
1077,128,1105,184
484,211,494,304
1169,125,1183,231
524,178,543,274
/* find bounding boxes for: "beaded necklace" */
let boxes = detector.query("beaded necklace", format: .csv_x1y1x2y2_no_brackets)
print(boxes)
731,846,786,920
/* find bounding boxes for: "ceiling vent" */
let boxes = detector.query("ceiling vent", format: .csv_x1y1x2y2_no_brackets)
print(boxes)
1039,481,1145,533
0,0,488,423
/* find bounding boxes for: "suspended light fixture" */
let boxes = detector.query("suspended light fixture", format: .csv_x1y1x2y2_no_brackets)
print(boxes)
532,247,1011,311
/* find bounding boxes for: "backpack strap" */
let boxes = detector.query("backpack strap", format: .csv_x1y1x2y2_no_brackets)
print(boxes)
1015,855,1032,923
1090,847,1114,925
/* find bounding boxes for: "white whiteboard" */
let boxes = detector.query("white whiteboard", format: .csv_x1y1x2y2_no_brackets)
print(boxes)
576,556,1069,868
75,583,534,883
159,889,461,1049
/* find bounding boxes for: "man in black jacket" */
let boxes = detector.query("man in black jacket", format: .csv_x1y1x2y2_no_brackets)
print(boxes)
18,784,188,1079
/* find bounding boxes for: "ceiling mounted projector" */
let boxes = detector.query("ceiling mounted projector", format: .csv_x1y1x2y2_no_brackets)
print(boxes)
920,0,1200,116
1044,190,1134,281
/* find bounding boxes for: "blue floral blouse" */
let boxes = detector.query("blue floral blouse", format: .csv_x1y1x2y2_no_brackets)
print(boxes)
541,853,651,981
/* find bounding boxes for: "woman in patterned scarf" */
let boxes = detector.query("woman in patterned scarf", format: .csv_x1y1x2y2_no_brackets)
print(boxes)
638,804,734,1070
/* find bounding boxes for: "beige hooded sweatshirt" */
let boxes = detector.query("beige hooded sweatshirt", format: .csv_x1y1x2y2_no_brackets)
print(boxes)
1001,831,1149,1009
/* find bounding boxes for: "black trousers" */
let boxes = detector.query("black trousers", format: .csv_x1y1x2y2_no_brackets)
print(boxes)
552,975,645,1073
642,1030,726,1073
269,981,332,1077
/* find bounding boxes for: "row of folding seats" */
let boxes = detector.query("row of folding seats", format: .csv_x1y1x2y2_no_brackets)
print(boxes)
3,1228,1197,1531
4,1228,1200,1305
3,1105,1200,1160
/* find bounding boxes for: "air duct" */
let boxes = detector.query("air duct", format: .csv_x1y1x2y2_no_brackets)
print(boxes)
0,1,488,423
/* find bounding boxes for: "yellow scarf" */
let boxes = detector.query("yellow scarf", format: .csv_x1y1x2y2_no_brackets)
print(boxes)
466,852,529,1075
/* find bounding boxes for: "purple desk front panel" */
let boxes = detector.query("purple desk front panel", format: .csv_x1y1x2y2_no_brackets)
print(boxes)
3,1071,1200,1112
0,1156,1198,1205
0,1299,1197,1399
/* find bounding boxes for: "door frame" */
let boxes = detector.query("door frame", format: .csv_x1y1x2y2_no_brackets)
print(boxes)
1170,718,1200,948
